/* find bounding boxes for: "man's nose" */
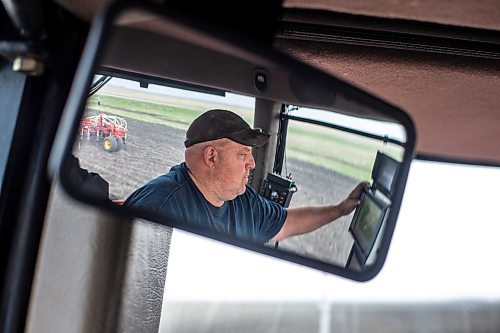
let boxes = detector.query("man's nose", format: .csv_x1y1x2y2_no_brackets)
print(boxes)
247,153,256,169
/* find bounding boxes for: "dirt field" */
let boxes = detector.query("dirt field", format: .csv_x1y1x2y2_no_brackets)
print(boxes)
75,108,358,267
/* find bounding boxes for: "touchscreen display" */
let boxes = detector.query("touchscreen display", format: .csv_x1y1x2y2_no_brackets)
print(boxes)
351,192,384,255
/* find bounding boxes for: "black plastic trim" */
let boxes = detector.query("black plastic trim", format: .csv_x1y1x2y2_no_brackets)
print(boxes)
416,153,500,168
97,66,227,97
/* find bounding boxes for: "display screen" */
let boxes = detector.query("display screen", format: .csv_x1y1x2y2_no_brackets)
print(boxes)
351,191,386,256
372,152,399,197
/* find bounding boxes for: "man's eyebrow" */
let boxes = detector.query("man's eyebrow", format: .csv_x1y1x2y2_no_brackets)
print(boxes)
237,147,252,153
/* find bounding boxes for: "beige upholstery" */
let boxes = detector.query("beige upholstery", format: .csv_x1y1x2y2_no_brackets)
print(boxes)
26,181,171,333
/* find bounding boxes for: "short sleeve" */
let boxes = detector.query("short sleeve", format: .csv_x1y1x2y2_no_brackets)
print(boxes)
246,187,287,242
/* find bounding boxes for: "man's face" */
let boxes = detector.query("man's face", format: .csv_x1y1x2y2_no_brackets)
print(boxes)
212,140,256,201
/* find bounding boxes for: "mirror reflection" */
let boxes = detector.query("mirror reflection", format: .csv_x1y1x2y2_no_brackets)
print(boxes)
73,76,405,271
64,5,413,277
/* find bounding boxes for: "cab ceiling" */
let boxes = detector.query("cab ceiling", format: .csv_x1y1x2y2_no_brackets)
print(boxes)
55,0,500,165
280,0,500,164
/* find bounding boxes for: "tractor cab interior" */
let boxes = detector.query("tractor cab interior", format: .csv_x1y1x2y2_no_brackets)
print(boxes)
1,1,500,333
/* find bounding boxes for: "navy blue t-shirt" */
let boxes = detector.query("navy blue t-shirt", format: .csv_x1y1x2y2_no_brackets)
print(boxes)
124,163,287,242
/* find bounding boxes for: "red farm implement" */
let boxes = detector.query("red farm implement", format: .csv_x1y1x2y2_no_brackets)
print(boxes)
80,112,128,152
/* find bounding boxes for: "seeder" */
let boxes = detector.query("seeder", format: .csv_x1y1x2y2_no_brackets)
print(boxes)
80,112,128,152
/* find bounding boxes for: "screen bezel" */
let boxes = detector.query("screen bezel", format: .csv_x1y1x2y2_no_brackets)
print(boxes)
372,151,400,198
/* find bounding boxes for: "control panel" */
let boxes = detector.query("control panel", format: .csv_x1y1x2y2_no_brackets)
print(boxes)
260,173,297,208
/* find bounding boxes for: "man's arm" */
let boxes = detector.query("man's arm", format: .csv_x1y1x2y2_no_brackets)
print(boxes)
270,182,369,242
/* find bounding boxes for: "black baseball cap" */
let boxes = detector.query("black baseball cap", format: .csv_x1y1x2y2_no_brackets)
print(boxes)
184,109,270,148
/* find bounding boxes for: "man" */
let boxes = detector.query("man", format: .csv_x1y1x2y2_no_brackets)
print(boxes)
125,109,367,243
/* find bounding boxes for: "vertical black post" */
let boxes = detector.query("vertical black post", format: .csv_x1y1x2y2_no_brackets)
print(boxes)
273,104,289,174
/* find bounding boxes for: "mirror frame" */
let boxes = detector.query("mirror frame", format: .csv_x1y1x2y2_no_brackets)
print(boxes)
49,0,416,281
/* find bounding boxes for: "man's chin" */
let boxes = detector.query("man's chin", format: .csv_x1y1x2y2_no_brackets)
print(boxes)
239,185,247,195
233,186,246,199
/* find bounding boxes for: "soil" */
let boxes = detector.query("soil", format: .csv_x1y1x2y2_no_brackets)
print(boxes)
75,108,358,267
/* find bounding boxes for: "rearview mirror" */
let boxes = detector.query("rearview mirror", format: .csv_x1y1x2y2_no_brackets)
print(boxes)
50,1,415,281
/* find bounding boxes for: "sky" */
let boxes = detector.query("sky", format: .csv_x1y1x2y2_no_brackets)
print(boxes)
105,77,500,303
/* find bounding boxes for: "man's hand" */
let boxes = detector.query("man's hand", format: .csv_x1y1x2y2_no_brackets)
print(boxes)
271,181,370,242
338,181,370,216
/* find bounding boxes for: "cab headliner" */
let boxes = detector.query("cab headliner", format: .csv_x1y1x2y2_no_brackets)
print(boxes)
56,0,500,165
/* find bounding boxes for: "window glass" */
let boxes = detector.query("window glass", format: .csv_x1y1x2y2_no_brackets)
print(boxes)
159,161,500,332
276,108,404,266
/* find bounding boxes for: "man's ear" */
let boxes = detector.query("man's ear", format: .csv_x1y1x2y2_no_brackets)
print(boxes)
203,146,218,168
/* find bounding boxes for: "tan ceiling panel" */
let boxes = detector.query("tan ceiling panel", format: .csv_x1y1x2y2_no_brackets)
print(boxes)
276,39,500,164
284,0,500,31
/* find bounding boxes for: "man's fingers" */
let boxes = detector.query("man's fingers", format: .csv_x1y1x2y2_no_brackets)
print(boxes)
341,182,370,215
349,181,370,199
